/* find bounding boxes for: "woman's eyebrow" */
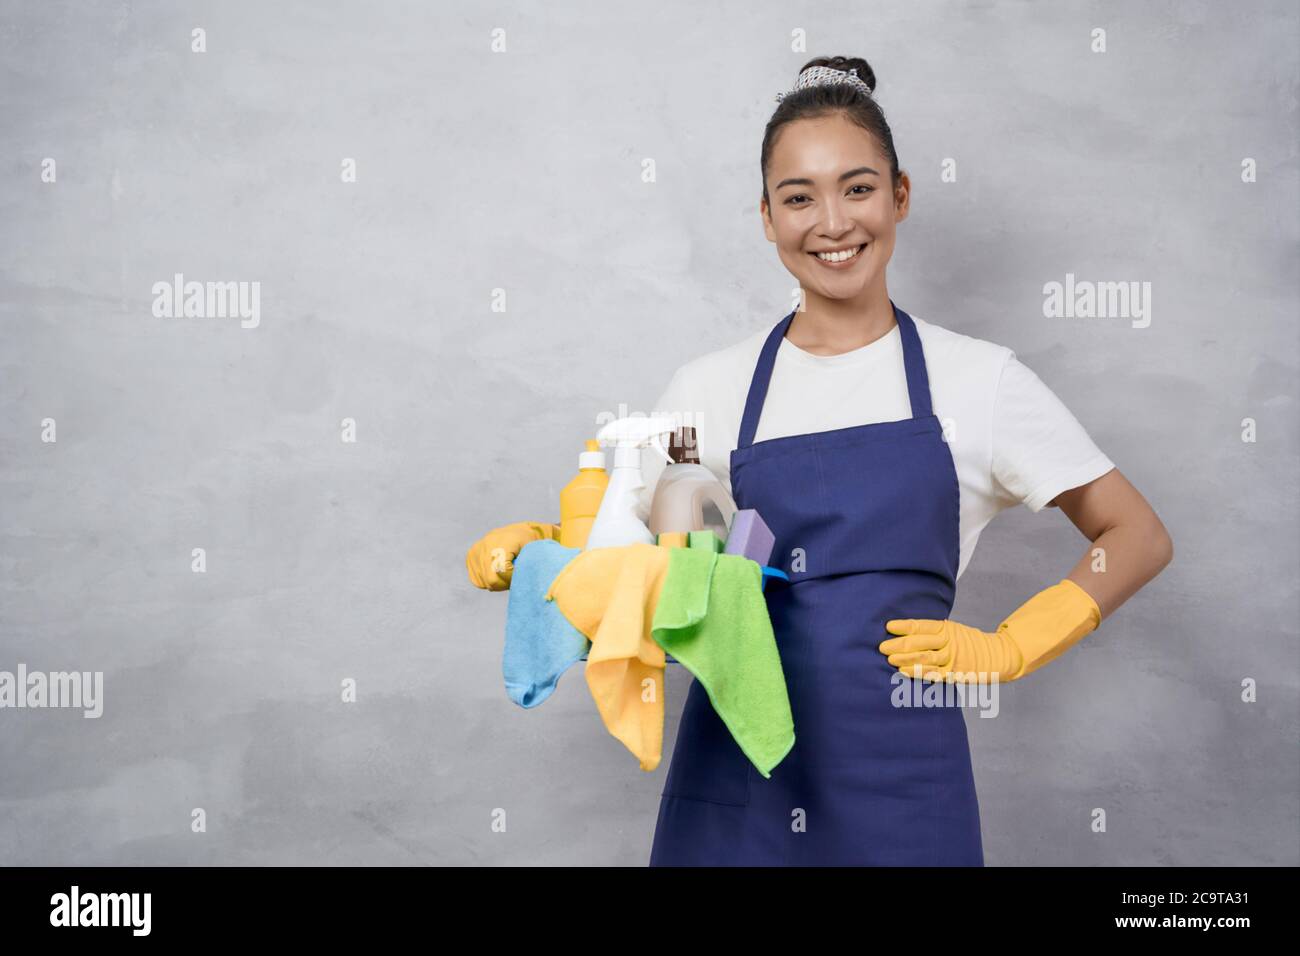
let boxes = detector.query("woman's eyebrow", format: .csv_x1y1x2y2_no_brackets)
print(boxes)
775,166,880,190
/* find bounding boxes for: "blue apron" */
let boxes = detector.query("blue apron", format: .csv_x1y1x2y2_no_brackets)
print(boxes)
649,300,984,866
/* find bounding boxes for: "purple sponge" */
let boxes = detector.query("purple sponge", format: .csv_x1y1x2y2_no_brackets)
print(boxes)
724,509,775,567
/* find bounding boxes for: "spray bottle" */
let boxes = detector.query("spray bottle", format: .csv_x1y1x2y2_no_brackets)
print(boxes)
584,415,677,550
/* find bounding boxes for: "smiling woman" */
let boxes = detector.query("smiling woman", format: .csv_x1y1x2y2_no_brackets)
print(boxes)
637,53,1172,867
464,51,1173,869
759,55,908,352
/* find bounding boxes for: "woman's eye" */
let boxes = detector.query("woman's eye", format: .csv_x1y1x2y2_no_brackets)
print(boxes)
785,185,874,205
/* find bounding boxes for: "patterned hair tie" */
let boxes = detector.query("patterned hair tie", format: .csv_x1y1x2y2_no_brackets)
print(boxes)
775,65,874,103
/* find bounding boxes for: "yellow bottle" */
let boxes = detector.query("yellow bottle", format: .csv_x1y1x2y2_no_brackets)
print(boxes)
559,439,608,549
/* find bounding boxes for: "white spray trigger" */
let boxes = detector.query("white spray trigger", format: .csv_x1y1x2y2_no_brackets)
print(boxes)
649,429,674,465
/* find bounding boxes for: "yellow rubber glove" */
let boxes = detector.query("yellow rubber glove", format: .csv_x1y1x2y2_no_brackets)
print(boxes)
465,521,560,591
878,578,1102,683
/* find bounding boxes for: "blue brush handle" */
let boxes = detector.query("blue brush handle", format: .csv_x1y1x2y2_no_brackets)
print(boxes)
760,565,789,592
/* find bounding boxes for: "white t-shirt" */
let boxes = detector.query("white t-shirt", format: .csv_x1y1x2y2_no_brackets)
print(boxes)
637,313,1115,581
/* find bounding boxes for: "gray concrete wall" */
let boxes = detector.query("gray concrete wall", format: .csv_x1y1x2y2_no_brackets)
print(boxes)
1,0,1295,865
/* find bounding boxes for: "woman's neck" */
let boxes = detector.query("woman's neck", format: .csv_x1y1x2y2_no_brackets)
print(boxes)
785,289,897,357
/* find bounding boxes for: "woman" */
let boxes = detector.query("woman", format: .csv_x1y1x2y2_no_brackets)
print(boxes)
467,55,1173,866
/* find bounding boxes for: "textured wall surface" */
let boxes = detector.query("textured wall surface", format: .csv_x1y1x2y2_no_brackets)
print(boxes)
1,0,1296,866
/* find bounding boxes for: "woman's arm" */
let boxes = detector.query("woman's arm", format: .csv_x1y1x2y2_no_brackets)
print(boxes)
1049,467,1173,621
880,467,1174,681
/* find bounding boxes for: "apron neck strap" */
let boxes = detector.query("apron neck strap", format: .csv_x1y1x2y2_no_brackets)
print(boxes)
736,299,933,450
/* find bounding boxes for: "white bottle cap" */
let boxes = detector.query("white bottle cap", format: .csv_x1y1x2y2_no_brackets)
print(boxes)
578,438,605,470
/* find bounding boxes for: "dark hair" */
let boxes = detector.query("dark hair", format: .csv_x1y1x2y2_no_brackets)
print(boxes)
761,55,901,207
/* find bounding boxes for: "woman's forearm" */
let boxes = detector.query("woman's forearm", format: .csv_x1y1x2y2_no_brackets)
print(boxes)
1049,468,1173,621
1064,516,1172,621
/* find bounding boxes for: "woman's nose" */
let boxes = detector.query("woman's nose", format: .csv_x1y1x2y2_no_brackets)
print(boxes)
816,198,853,236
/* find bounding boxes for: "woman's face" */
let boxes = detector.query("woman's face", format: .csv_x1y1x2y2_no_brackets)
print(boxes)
761,112,909,305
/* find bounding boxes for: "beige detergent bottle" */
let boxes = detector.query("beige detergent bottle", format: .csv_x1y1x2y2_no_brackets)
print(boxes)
648,426,737,539
558,439,608,549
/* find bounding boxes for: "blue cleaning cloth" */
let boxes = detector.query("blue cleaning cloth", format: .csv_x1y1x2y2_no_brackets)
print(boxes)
503,539,589,708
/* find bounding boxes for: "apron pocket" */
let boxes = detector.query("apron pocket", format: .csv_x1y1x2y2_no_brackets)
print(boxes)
661,676,752,807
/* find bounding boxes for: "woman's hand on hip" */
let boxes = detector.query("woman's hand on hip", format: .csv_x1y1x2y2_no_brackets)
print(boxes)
879,579,1103,683
879,618,1023,683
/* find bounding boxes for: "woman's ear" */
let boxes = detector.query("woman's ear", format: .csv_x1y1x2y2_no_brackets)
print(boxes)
893,171,911,222
760,196,776,242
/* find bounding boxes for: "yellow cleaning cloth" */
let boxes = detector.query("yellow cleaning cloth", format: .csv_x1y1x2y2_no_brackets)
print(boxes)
545,543,671,771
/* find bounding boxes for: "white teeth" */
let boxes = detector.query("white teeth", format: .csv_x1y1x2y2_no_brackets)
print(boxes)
815,244,864,262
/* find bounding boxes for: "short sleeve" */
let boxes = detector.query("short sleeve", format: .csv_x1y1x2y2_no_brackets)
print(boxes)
991,352,1116,513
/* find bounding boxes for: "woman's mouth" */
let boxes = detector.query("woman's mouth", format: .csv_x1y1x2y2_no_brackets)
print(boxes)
809,242,867,268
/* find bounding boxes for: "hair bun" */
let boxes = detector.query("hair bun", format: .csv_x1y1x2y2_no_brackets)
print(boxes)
803,55,877,92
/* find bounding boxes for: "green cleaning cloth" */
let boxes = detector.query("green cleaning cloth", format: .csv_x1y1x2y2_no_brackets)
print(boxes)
687,530,726,554
651,547,795,778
